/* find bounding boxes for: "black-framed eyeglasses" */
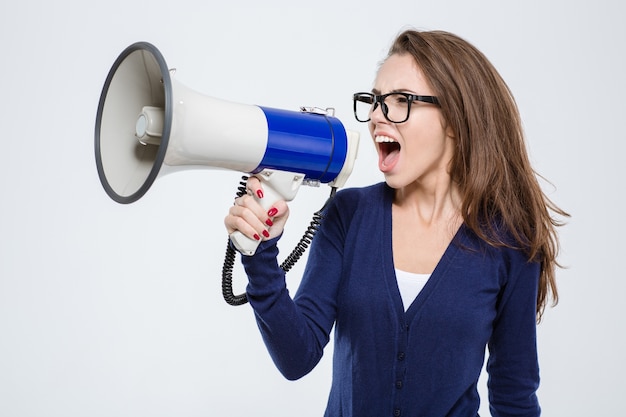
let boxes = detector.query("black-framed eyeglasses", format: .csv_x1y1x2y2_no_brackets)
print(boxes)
353,92,440,123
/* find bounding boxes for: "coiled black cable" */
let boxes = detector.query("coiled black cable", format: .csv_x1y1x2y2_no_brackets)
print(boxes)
221,175,336,306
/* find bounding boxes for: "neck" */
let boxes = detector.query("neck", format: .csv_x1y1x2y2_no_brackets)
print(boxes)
393,179,461,226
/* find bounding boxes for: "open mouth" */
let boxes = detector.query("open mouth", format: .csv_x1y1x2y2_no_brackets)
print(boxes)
376,135,401,168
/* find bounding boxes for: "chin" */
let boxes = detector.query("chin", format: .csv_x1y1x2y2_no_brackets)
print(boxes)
383,175,403,190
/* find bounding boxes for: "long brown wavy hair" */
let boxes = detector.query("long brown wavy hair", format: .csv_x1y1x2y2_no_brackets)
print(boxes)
388,29,569,322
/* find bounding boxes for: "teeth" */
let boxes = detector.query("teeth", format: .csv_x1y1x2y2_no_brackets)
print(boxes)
375,135,396,143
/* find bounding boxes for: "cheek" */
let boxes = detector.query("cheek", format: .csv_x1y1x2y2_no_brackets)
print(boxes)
368,122,376,137
401,121,451,160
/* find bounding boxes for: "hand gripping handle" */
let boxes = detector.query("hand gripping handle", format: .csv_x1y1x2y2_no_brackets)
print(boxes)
229,170,304,256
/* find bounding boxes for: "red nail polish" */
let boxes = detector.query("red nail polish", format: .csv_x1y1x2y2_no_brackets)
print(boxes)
253,234,261,241
256,189,264,199
262,230,270,238
265,218,273,226
267,207,278,217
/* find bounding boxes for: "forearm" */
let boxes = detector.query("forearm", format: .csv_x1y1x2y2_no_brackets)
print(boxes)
488,257,541,416
242,238,328,380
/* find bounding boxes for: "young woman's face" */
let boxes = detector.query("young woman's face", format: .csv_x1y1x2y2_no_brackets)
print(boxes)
369,53,454,191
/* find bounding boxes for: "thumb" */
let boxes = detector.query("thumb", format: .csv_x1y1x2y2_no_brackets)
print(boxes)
265,200,290,240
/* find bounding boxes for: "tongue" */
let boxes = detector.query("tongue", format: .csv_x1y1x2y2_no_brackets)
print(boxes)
381,147,400,169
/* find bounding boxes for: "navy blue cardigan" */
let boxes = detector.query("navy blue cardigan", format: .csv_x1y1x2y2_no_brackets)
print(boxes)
242,183,541,417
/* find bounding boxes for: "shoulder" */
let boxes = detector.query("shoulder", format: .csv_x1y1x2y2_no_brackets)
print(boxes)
457,225,539,282
462,215,535,262
331,182,390,209
317,182,390,237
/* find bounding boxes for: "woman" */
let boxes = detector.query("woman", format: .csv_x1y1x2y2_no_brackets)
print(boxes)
225,29,568,417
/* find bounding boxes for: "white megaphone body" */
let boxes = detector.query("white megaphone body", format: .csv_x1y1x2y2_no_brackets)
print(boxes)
95,42,359,256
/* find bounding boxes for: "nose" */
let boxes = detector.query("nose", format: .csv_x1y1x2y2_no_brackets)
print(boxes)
369,101,387,124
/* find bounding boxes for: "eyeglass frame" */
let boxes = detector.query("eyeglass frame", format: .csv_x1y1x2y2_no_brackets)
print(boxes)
352,91,440,123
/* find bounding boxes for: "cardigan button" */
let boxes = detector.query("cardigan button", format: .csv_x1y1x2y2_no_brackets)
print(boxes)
397,352,405,361
395,380,403,389
393,409,401,417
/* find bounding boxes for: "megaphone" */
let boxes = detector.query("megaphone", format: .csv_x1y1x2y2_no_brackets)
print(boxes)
95,42,359,256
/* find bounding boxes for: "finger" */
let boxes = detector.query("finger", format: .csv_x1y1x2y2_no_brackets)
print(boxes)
267,200,289,220
245,176,264,199
226,199,270,239
262,200,290,239
224,212,266,241
235,194,268,221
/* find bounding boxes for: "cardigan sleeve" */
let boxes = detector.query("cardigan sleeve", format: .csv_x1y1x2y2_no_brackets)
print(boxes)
487,249,542,417
241,191,349,380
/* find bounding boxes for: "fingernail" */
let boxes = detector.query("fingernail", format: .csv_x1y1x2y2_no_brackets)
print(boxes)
265,218,273,226
262,230,270,238
253,234,261,241
256,189,264,199
267,207,278,217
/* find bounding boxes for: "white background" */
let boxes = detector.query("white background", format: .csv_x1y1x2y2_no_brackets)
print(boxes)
1,0,624,416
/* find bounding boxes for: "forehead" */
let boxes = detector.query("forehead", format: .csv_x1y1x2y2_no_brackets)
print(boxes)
374,53,432,94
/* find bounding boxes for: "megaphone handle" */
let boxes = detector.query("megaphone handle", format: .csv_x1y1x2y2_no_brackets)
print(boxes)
229,170,305,256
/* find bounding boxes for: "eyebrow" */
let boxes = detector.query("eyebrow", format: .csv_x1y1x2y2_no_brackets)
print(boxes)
371,88,414,95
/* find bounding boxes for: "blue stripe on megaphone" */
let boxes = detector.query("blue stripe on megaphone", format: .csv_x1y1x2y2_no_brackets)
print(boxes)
254,107,348,183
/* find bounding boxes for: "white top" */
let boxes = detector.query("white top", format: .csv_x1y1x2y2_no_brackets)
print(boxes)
395,269,431,311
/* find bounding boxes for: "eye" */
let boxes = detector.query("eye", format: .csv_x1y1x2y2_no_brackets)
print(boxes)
390,93,409,104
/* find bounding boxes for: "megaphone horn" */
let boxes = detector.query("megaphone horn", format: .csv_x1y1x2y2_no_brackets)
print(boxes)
95,42,359,255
